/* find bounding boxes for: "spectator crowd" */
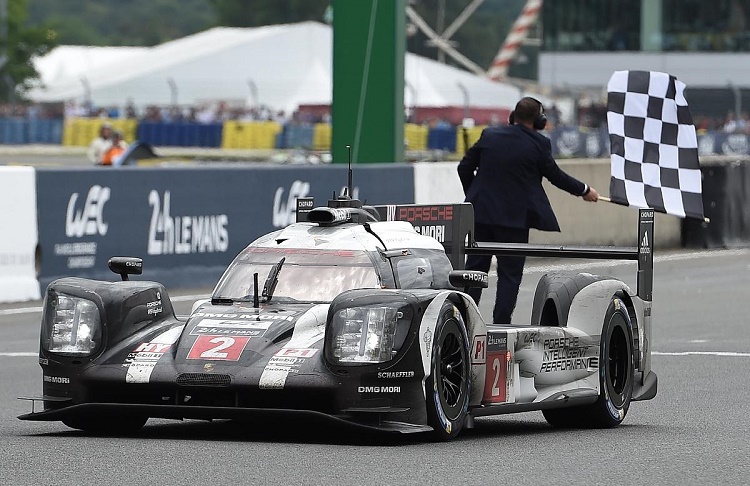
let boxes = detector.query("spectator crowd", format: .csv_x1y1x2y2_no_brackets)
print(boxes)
1,97,750,137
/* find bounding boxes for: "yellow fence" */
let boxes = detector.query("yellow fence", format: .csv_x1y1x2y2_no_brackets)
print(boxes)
221,121,282,149
312,123,331,151
454,126,485,155
60,119,453,153
62,118,138,146
404,123,428,151
307,123,429,151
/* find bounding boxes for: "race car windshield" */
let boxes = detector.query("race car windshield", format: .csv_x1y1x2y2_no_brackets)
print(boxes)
213,247,381,303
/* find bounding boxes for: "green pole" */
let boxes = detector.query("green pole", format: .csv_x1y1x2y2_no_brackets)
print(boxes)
332,0,406,164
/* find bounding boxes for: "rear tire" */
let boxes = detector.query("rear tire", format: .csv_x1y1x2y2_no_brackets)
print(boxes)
543,296,634,428
63,415,148,435
425,302,470,441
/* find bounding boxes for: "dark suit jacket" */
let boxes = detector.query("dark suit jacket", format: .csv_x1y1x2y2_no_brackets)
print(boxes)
457,124,586,231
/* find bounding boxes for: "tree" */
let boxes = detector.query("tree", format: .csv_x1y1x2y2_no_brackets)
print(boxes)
210,0,330,27
0,0,56,103
27,0,217,47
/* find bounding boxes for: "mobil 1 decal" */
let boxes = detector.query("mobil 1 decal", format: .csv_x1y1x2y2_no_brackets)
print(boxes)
124,326,182,383
259,348,319,390
483,331,515,404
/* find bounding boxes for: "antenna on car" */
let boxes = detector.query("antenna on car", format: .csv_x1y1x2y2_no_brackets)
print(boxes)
346,144,353,200
253,272,259,309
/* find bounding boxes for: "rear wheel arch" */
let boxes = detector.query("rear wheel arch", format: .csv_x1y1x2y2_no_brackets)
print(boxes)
531,273,605,327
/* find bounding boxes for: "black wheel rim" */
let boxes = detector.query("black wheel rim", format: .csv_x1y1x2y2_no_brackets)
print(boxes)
607,319,629,407
436,321,467,419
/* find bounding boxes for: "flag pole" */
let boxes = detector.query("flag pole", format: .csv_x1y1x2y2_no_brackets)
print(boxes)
598,196,710,223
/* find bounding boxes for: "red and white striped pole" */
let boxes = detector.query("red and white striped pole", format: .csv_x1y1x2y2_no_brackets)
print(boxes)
487,0,542,81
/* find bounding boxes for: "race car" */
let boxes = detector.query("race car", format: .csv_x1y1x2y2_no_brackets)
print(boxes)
19,194,657,440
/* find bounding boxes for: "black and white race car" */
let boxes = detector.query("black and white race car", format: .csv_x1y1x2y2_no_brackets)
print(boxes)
19,195,657,440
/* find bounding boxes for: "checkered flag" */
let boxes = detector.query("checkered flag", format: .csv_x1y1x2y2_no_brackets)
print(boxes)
607,70,704,220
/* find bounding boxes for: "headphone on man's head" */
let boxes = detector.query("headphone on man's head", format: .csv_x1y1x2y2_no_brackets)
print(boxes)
508,97,548,130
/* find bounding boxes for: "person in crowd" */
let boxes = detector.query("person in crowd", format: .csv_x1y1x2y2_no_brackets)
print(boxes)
87,122,113,164
98,130,128,166
457,96,599,324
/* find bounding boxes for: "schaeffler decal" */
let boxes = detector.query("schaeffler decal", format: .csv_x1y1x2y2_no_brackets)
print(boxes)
187,335,251,361
377,371,415,379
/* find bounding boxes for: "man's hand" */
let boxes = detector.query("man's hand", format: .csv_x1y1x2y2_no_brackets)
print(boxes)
583,186,599,202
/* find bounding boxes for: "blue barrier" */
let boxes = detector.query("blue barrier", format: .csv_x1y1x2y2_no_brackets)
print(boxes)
0,118,63,144
28,119,64,144
35,164,415,290
0,119,26,144
549,127,610,158
136,121,223,147
428,126,457,152
280,124,315,149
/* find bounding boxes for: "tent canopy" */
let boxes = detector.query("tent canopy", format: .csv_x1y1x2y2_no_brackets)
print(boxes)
29,21,520,114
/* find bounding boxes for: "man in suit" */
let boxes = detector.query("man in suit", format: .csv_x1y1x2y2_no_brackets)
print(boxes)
457,97,599,324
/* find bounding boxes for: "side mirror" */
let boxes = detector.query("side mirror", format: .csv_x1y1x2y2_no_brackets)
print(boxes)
108,257,143,281
449,270,489,293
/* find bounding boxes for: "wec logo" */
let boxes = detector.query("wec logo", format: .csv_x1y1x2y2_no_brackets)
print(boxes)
65,185,110,238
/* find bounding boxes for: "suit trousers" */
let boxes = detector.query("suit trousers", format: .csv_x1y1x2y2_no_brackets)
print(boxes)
465,223,529,324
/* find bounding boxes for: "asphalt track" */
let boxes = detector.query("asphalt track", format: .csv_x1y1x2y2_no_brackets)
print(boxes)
1,249,749,485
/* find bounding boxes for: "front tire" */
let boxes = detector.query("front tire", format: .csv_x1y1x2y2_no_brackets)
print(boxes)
425,302,470,440
543,296,634,428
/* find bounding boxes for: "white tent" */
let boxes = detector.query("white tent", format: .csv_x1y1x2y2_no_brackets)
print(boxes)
29,21,520,113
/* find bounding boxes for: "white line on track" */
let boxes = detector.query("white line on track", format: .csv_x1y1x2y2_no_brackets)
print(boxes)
0,294,208,317
653,351,750,357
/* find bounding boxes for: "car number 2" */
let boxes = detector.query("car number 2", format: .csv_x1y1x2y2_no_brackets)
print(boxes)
483,352,509,403
201,337,235,358
187,335,251,361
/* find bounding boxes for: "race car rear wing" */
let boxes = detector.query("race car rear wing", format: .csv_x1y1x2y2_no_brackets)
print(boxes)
296,199,653,302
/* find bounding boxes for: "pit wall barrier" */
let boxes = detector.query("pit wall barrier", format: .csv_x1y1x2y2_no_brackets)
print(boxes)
34,164,415,292
0,167,40,303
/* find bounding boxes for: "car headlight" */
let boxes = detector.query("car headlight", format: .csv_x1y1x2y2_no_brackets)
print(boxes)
328,303,412,364
42,293,101,356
